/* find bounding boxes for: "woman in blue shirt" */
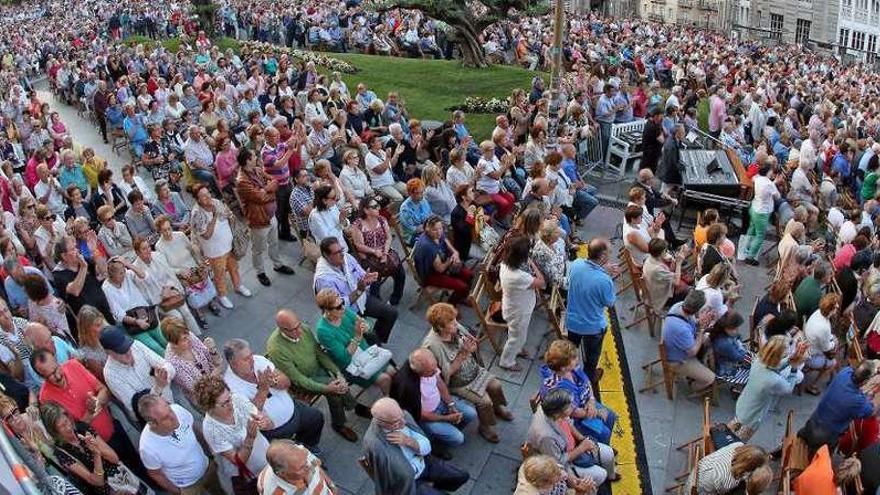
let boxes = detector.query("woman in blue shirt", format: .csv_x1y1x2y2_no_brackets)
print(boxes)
398,178,432,245
539,339,617,445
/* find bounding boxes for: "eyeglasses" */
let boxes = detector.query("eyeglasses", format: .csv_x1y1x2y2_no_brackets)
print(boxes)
366,202,380,209
281,322,302,333
329,303,344,311
328,249,343,255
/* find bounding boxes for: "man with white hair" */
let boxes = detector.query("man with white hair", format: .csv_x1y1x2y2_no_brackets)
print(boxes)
308,118,335,163
183,125,219,193
859,141,880,172
665,85,681,110
260,439,336,495
363,397,469,495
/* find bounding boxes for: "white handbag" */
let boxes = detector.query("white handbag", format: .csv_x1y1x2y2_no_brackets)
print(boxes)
346,345,393,379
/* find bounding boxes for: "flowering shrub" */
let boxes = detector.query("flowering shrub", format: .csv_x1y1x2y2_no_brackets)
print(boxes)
447,96,509,114
240,41,359,74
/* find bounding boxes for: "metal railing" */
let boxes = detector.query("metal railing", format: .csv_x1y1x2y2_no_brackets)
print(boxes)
0,427,41,495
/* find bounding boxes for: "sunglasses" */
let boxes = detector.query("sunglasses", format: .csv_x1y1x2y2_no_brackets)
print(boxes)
366,202,380,209
329,303,344,311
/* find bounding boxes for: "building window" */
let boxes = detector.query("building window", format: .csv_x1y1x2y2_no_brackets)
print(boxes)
853,31,866,50
769,13,783,40
868,34,878,63
795,19,811,43
840,28,851,47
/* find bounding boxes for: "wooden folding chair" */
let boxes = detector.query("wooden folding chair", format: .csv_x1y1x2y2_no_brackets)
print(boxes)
545,283,567,340
468,273,508,355
747,295,761,353
615,245,635,295
621,249,659,337
357,456,375,479
520,442,532,460
641,332,718,403
848,313,865,368
668,398,712,493
778,409,810,494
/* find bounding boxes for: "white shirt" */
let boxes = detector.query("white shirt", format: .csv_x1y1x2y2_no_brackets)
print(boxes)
476,156,502,194
365,150,395,188
34,179,65,215
139,405,209,488
309,206,349,252
751,175,779,215
805,310,836,356
204,393,270,478
103,341,175,416
340,166,373,200
102,270,152,323
224,355,295,429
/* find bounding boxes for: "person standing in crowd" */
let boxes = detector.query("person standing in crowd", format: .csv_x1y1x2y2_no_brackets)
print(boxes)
743,161,782,266
261,126,298,242
235,147,295,287
499,236,545,371
640,108,665,173
566,238,615,384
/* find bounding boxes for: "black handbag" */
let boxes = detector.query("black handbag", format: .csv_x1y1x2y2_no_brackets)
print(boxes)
123,305,160,334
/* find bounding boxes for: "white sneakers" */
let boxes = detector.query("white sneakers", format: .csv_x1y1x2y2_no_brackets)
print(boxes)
217,285,253,310
236,285,253,297
219,296,234,309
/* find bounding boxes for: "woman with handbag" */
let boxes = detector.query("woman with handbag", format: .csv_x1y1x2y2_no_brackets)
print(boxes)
350,197,405,306
41,402,149,495
154,215,220,319
190,184,252,310
194,376,269,495
315,289,396,395
101,257,167,355
132,237,203,334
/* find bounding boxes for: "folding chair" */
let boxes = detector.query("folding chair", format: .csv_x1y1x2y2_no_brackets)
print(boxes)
668,398,712,493
641,332,718,403
778,409,810,494
621,249,659,337
468,273,508,356
545,283,568,340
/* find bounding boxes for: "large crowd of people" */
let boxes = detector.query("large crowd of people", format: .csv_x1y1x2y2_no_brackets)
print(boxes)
0,0,879,494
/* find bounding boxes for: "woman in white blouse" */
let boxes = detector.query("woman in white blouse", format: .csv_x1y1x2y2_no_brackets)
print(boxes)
803,293,840,395
101,257,168,355
339,149,373,202
309,184,349,252
132,237,203,335
364,134,406,203
189,184,251,310
155,215,220,318
622,204,656,267
195,376,269,495
446,147,475,189
304,88,328,126
422,163,456,222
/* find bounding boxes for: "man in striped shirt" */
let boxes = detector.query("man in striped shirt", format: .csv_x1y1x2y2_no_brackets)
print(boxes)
259,439,337,495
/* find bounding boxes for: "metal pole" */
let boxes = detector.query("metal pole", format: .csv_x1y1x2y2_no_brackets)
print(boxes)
0,427,41,495
546,0,565,151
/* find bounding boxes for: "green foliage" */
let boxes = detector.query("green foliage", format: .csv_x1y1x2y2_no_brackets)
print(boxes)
214,37,241,54
121,36,156,50
327,53,542,140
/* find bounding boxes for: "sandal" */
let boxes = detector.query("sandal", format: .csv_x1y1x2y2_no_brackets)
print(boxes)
804,385,821,396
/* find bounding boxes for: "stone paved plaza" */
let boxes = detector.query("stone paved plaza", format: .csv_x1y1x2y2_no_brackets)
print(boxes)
43,86,822,494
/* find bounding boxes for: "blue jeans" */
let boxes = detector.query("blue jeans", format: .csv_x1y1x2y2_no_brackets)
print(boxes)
421,399,478,447
572,184,599,221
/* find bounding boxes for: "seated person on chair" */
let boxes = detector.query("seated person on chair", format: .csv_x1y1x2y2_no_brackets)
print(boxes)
661,289,717,393
684,436,772,495
266,309,367,444
422,302,512,443
526,388,619,488
390,349,478,455
399,178,433,246
362,397,469,495
412,216,474,305
314,236,398,344
538,339,617,445
643,238,690,314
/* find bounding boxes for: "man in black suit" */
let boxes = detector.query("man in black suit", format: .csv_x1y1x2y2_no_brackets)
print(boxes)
640,107,665,172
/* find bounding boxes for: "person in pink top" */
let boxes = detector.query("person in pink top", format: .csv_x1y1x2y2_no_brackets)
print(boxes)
708,85,727,139
213,135,238,194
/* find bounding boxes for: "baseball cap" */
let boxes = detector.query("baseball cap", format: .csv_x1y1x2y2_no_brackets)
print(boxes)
99,325,134,354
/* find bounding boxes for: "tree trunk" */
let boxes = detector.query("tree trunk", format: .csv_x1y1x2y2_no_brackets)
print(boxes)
452,24,489,68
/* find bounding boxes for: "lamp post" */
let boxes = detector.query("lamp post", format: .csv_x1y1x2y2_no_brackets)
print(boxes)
546,0,565,151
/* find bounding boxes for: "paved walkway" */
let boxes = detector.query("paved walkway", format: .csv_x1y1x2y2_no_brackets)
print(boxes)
42,86,821,494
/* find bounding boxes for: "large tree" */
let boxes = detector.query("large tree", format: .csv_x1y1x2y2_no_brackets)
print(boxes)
370,0,550,68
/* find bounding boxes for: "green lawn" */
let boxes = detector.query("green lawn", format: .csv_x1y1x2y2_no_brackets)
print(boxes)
122,36,541,140
329,53,542,140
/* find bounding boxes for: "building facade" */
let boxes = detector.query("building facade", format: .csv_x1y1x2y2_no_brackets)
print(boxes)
637,0,736,31
836,0,880,62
